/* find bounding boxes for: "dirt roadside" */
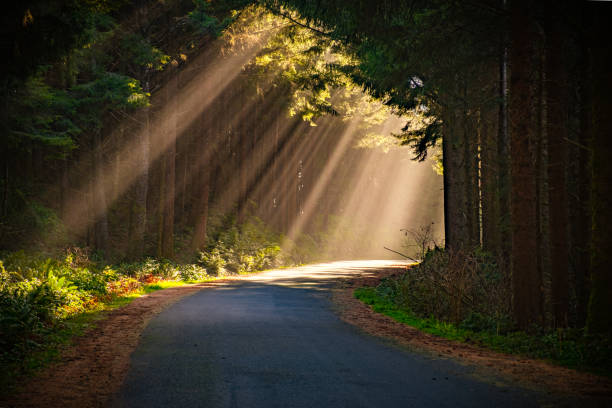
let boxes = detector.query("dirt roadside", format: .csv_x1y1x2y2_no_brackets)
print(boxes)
1,267,610,407
331,267,612,400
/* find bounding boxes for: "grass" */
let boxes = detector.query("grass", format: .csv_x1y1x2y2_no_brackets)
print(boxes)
354,286,612,377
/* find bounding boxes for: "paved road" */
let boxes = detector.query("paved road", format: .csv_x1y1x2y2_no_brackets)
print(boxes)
112,261,541,408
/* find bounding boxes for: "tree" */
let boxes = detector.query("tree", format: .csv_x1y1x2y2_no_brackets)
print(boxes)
585,4,612,336
544,10,570,327
508,0,543,329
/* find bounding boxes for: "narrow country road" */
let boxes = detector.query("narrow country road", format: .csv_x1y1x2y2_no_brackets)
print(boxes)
111,261,540,408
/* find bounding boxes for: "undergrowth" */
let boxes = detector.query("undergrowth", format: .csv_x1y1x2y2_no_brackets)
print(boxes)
198,215,282,274
0,246,265,395
355,267,612,376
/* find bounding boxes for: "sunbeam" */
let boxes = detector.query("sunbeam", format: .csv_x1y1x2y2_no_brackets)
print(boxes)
60,34,273,238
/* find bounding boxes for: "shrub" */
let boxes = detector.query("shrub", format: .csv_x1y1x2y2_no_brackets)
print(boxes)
254,245,281,270
199,215,283,274
198,248,227,275
177,264,208,281
0,263,85,363
377,247,511,331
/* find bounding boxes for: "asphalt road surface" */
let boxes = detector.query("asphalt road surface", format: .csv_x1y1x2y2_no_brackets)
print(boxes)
111,261,542,408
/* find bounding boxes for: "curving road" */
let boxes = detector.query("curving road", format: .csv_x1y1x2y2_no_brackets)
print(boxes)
111,261,541,408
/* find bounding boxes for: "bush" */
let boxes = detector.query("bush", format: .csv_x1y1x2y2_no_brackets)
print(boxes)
119,258,181,280
0,263,83,364
377,247,511,332
254,245,281,270
198,248,226,275
177,264,208,281
199,215,283,275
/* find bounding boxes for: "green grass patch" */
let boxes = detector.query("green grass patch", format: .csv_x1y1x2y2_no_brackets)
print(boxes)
354,286,612,377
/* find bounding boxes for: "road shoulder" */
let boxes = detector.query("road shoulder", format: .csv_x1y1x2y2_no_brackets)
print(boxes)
330,268,612,401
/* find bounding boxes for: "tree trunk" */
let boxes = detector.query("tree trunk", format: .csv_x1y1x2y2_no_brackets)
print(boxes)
545,16,569,328
60,157,69,222
498,35,512,280
237,85,249,224
129,107,149,258
464,106,481,248
92,129,109,253
480,103,500,254
191,113,212,252
571,29,592,328
442,108,470,250
509,0,543,330
586,5,612,335
158,75,177,259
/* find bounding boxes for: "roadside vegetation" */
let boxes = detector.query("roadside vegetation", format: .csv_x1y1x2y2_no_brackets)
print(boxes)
355,247,612,376
0,217,286,394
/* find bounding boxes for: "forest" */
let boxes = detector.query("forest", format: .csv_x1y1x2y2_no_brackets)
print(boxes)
1,0,611,395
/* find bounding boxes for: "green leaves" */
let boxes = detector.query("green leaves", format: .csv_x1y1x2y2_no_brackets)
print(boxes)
71,72,148,129
188,0,243,37
119,34,170,72
199,215,283,274
5,73,79,152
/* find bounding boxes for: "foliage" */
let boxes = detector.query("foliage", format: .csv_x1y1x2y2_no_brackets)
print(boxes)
0,249,216,390
284,233,320,265
250,8,395,130
5,73,79,152
376,248,510,329
118,258,210,282
118,33,171,73
199,215,282,274
268,0,503,161
189,0,254,38
355,286,612,375
71,72,149,129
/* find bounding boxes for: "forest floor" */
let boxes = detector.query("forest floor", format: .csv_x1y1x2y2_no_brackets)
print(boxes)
1,265,611,407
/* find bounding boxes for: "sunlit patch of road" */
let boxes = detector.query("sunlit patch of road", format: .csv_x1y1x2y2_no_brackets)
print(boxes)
244,259,412,289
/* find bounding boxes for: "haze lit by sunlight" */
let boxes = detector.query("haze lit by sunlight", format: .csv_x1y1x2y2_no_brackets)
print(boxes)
62,33,273,236
54,7,443,260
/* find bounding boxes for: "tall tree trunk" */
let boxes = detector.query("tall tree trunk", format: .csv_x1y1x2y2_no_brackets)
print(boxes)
271,110,280,230
158,75,177,259
464,105,481,248
176,128,188,229
545,16,569,328
509,0,543,330
442,107,470,250
480,102,500,254
586,5,612,335
191,113,212,252
60,157,69,223
535,36,551,327
129,106,150,258
498,31,512,281
237,85,249,224
571,27,592,328
92,129,109,253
